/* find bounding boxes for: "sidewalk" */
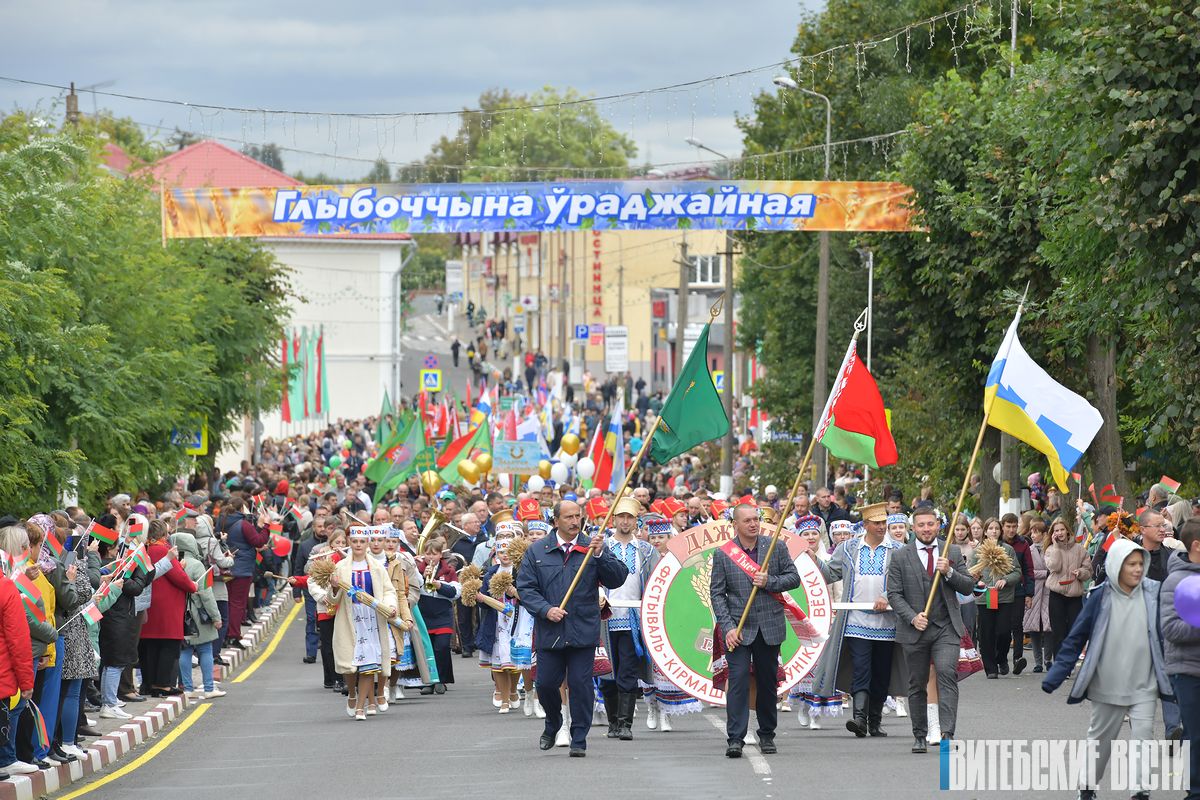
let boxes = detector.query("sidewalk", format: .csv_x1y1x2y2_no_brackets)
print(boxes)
0,592,293,800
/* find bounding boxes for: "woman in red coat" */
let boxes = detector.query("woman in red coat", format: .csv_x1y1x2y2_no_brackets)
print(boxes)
139,520,197,696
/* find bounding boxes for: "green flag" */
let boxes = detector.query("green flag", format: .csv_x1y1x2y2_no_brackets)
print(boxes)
649,322,730,463
438,420,491,484
376,389,395,445
369,414,426,503
365,410,415,485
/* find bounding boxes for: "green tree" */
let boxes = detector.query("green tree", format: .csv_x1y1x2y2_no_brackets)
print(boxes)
412,88,525,183
362,157,391,183
242,143,285,172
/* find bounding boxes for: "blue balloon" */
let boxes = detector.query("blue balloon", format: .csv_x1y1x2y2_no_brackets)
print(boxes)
564,492,578,501
630,437,643,454
1175,575,1200,628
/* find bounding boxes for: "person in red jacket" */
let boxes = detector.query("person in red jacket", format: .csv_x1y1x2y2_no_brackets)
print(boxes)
0,570,34,778
138,520,197,696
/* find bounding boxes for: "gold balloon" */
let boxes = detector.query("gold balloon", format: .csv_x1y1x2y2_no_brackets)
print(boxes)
560,433,581,456
474,452,493,474
457,460,481,484
538,460,552,479
420,470,441,497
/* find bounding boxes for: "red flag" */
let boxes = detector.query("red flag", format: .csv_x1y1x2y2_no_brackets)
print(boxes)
986,587,999,610
41,534,63,560
88,521,119,546
203,568,214,590
82,602,104,626
315,329,325,415
503,409,518,441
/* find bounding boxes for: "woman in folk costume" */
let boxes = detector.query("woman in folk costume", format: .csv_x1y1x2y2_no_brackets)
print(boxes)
416,536,461,695
784,514,831,725
640,513,702,730
326,527,399,721
378,526,420,702
477,521,536,714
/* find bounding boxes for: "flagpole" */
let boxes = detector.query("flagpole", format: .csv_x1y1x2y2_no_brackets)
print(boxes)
558,414,662,608
922,283,1030,616
731,308,868,644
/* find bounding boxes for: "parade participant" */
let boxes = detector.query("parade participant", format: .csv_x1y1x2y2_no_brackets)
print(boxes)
478,530,535,714
887,506,977,753
516,500,627,757
305,528,348,691
584,496,610,534
1043,518,1091,658
887,514,910,545
971,520,1021,679
951,514,975,566
810,503,905,737
640,513,702,731
380,527,417,703
599,495,656,740
709,503,803,758
452,510,487,658
662,497,688,534
417,537,461,695
999,512,1034,675
785,513,833,728
326,528,398,721
1044,538,1172,800
1022,520,1052,673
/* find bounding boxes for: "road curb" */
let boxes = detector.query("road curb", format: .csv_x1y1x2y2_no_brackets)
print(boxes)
0,592,292,800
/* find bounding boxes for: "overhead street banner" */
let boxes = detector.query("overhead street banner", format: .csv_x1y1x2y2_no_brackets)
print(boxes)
161,180,917,238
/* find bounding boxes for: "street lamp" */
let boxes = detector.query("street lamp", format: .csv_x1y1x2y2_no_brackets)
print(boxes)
773,74,833,490
686,136,738,498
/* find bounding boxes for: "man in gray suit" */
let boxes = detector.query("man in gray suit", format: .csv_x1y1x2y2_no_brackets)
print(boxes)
887,505,977,753
710,503,802,758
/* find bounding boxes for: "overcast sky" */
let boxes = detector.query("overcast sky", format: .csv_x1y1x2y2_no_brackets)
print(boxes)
0,0,824,178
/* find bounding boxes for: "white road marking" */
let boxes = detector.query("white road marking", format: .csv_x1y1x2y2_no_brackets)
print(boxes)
707,713,772,777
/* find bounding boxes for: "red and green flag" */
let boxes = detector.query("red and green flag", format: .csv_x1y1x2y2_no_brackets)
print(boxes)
127,519,145,537
437,419,492,484
12,572,46,624
648,322,730,463
88,521,119,546
41,534,63,560
122,545,150,577
1158,475,1181,496
203,568,214,590
255,550,264,566
29,702,48,751
813,335,898,469
81,601,104,626
268,520,283,535
371,413,432,503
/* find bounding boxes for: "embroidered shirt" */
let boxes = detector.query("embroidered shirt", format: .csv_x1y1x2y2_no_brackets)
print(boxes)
606,538,644,631
845,538,901,640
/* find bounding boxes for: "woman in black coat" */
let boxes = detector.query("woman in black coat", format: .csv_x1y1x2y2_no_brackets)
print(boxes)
97,553,150,718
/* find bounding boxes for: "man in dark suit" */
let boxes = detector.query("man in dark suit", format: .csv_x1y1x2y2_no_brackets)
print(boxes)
887,505,978,753
516,500,628,757
709,503,802,758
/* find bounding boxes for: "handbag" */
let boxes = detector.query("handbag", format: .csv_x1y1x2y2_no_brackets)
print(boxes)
183,601,199,638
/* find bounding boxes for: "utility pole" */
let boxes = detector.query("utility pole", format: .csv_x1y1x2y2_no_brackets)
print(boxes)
720,230,737,496
559,236,568,372
618,263,625,325
674,234,690,380
65,82,80,126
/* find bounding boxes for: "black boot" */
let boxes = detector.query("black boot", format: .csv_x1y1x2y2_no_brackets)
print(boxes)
867,697,887,737
603,688,619,739
845,690,869,737
617,692,636,740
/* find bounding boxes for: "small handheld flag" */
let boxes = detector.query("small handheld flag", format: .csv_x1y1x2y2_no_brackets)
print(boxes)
127,519,145,537
986,587,999,610
203,567,214,590
88,521,119,546
13,572,46,624
1158,475,1181,496
41,535,63,560
81,601,104,626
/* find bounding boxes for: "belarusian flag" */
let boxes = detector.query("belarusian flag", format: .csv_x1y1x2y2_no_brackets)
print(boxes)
41,534,63,560
648,322,730,463
1158,475,1181,496
437,420,492,484
366,412,418,486
12,572,46,623
813,337,898,468
268,520,283,535
88,521,119,546
203,568,214,590
127,519,145,537
81,601,104,626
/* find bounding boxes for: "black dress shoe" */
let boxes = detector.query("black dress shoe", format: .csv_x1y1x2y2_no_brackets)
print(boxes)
1012,657,1027,675
998,662,1009,676
214,657,230,666
433,683,447,694
569,748,586,757
912,737,928,754
228,640,247,650
726,743,743,758
460,650,476,659
539,734,555,751
323,682,336,690
119,693,146,703
77,725,102,738
758,737,777,754
34,759,54,769
419,686,434,695
302,656,316,664
986,672,998,679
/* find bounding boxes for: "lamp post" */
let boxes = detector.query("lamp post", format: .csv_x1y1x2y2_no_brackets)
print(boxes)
685,137,738,498
773,74,832,489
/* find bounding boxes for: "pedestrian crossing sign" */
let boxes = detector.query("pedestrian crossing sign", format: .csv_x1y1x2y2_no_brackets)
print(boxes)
713,370,725,393
420,369,442,392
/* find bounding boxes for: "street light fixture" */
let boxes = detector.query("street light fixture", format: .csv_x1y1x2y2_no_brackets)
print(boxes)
773,74,833,489
686,136,738,498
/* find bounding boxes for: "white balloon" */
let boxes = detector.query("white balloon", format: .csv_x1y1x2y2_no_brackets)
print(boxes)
527,475,546,492
576,457,596,480
550,461,570,484
560,452,579,468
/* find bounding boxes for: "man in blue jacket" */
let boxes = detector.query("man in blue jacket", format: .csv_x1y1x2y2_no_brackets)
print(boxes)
516,500,628,757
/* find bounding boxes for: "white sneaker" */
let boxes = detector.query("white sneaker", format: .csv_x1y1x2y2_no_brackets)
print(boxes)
659,712,673,732
809,715,822,730
205,689,227,698
392,685,404,702
534,698,545,719
927,704,941,744
5,760,39,775
896,697,909,718
523,694,534,717
114,700,126,708
555,721,570,747
779,701,792,712
100,705,132,720
185,690,204,700
796,704,812,729
646,705,658,730
60,745,88,759
744,730,756,745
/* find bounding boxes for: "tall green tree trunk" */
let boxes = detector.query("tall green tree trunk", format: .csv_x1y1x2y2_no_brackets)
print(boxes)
1085,332,1126,506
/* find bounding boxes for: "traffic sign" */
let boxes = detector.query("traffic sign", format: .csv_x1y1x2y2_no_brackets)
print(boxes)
713,370,725,393
170,416,208,456
422,354,439,369
574,324,589,340
604,325,629,373
420,369,443,392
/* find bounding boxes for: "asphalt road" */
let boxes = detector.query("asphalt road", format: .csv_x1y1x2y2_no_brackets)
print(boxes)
53,603,1183,800
399,294,495,400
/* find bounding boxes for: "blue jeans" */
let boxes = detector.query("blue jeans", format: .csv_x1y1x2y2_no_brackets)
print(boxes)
34,639,65,760
304,595,319,658
1171,674,1200,800
100,666,123,707
57,678,82,746
0,696,25,768
179,644,214,693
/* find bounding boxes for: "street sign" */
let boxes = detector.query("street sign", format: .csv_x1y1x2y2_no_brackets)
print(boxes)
513,313,526,335
419,369,443,392
713,370,725,393
499,396,515,412
422,354,439,369
519,294,539,311
605,325,629,373
573,324,589,341
445,260,464,303
492,440,547,474
170,416,208,456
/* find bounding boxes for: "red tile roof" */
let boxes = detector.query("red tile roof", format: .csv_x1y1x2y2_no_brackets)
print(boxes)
102,142,134,176
136,140,303,189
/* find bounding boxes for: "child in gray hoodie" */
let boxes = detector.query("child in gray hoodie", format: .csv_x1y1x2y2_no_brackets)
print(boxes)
1043,537,1173,800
